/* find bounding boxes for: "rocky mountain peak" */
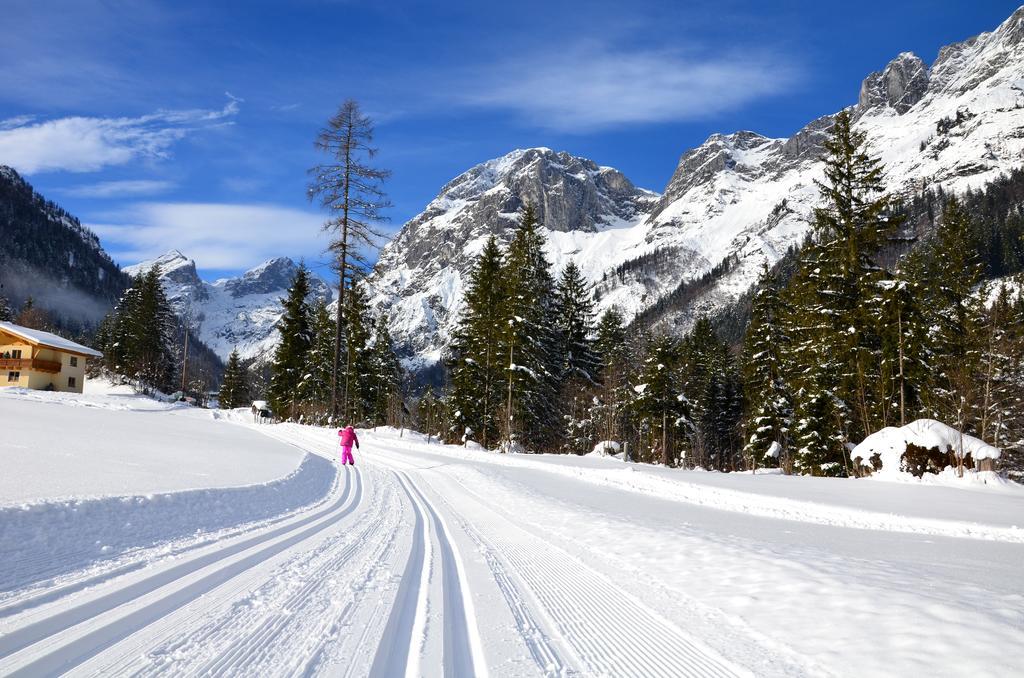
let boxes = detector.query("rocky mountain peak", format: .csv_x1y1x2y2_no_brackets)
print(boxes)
649,131,782,222
428,146,655,235
857,52,929,114
125,250,204,295
224,257,305,298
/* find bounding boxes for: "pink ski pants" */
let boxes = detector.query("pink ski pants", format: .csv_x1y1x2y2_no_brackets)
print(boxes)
340,447,355,465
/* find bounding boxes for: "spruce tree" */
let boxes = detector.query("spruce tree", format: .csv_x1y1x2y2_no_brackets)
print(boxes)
554,260,600,383
341,282,374,423
499,205,560,450
923,197,986,429
133,266,177,392
219,349,250,409
553,260,601,452
631,333,691,466
448,236,506,447
268,265,313,420
0,288,12,322
298,298,338,423
741,267,791,469
366,315,402,425
592,307,632,445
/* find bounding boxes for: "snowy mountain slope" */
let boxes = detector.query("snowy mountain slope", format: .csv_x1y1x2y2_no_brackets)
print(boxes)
369,7,1024,363
126,250,332,361
367,147,660,365
0,166,131,322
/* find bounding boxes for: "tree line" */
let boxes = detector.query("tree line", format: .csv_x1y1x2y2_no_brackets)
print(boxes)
252,264,403,427
420,110,1024,477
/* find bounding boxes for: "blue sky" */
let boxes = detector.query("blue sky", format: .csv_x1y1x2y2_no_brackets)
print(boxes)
1,0,1019,280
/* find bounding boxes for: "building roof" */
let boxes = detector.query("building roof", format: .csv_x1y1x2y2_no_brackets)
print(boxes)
0,321,103,358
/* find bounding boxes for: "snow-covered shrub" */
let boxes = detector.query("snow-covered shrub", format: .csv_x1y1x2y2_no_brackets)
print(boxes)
851,419,1001,477
588,440,621,458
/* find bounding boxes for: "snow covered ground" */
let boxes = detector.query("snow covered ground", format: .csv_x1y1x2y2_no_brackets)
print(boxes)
1,388,1022,676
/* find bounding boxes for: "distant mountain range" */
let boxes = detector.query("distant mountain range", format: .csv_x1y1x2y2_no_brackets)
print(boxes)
125,251,332,362
4,6,1023,372
366,5,1024,368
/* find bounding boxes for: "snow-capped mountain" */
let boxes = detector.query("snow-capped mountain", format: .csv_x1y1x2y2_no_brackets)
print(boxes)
369,6,1024,364
125,251,332,361
368,147,659,364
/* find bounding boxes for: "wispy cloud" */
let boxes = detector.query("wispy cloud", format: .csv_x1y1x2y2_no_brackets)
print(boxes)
88,202,331,270
62,179,176,198
0,96,239,175
0,115,36,130
458,43,800,132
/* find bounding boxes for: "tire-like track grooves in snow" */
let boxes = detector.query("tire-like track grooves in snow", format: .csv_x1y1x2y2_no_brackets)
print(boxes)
0,467,360,677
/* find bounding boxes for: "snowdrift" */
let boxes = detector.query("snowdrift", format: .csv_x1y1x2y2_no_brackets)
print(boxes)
0,453,335,594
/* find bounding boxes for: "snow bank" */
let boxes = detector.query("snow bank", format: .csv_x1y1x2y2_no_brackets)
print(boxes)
363,431,1024,543
0,452,335,593
852,419,1001,477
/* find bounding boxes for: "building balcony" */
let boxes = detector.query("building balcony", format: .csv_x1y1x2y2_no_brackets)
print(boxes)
0,358,62,373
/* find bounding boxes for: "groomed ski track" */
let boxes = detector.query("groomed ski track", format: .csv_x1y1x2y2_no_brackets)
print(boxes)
0,419,751,677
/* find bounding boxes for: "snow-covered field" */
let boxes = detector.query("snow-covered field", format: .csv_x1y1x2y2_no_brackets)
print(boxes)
1,387,1022,676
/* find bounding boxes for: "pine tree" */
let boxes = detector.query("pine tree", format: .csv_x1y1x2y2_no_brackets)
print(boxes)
922,197,986,430
631,333,691,466
499,205,560,450
366,315,402,425
553,260,601,452
0,287,12,321
308,100,391,420
741,267,791,469
554,260,600,383
341,282,374,423
268,265,313,420
448,236,506,447
591,307,632,446
297,298,338,423
133,267,177,391
219,349,250,409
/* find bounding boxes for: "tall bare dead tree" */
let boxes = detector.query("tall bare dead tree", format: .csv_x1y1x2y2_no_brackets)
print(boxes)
308,99,390,420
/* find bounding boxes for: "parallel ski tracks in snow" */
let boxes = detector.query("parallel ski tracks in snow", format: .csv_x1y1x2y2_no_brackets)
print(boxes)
368,467,485,678
0,466,359,676
375,446,749,678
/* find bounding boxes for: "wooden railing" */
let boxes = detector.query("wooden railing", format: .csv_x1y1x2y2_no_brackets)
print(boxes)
0,358,62,373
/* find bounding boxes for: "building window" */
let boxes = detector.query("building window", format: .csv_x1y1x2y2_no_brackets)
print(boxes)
68,376,77,389
7,371,19,382
70,356,78,367
11,350,21,359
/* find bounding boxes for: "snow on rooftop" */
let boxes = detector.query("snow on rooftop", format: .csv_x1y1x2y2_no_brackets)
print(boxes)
0,321,103,357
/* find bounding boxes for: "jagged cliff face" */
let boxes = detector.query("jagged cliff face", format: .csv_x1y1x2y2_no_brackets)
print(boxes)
368,7,1024,366
368,148,659,364
126,251,332,361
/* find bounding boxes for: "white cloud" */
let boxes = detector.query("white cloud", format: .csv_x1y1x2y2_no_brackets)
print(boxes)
88,202,333,270
0,97,239,174
62,179,176,198
460,43,799,132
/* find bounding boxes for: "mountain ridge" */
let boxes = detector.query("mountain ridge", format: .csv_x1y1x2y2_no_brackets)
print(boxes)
366,5,1024,364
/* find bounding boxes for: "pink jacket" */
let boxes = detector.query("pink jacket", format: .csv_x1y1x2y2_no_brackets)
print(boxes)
338,426,359,449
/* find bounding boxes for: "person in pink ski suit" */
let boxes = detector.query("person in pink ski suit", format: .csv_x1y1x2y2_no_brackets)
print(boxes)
338,425,359,465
